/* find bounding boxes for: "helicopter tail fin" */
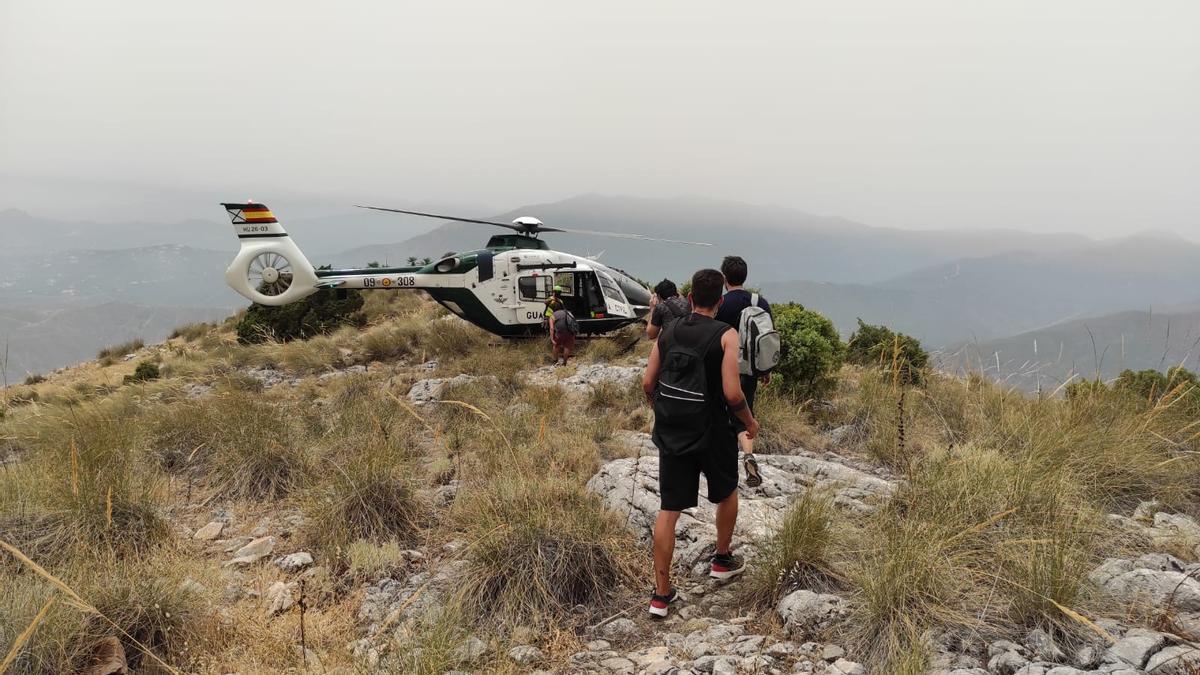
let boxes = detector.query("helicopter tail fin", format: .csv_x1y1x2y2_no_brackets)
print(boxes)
221,202,319,306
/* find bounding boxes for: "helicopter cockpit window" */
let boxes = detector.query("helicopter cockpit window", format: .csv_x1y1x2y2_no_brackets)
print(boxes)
518,275,554,301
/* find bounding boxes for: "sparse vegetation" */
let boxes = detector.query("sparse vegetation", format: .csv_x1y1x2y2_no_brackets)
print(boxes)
22,373,46,386
168,321,212,342
97,338,144,365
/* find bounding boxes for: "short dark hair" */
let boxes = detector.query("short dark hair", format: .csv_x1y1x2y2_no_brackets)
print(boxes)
653,278,678,299
721,256,748,286
690,269,724,309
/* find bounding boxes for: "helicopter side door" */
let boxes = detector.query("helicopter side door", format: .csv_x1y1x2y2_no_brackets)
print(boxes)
515,273,555,327
594,270,633,318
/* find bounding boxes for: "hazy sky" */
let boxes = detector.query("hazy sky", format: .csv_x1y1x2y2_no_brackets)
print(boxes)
2,1,1198,237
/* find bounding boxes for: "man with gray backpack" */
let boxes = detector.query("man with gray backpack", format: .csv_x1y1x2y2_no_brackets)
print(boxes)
715,256,780,488
643,268,759,618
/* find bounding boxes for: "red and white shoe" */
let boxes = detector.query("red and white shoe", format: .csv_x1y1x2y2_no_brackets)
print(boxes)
709,552,746,581
648,588,679,618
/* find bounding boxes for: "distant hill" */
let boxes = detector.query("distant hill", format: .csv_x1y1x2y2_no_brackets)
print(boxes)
940,308,1200,393
1,302,230,382
760,233,1200,348
330,194,1090,283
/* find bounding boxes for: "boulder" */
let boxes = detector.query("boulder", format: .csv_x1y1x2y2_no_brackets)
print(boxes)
586,443,894,557
193,521,225,540
265,581,295,615
1146,645,1200,674
507,645,544,665
275,551,314,573
777,590,848,636
1105,628,1168,669
407,374,488,404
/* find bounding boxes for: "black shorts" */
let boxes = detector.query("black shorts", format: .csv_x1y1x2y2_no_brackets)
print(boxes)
731,374,758,435
658,441,739,511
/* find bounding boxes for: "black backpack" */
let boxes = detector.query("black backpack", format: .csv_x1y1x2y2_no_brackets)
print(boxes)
652,319,729,456
554,309,579,335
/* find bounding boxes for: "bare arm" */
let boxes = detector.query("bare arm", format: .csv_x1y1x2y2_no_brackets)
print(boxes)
643,339,662,401
646,323,661,340
720,329,758,438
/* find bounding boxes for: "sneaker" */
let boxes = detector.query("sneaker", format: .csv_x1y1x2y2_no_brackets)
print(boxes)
743,453,763,488
648,587,679,618
709,552,746,581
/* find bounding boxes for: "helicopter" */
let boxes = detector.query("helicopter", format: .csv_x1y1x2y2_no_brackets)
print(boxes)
220,202,711,337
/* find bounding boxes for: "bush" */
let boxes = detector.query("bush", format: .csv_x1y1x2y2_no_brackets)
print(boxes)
235,288,365,344
23,373,46,385
123,361,160,384
847,319,928,386
772,303,846,400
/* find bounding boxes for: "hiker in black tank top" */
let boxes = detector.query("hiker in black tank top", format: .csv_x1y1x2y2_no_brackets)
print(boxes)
641,268,760,618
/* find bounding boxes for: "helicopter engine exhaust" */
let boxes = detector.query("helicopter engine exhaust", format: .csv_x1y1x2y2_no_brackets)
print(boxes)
221,202,320,306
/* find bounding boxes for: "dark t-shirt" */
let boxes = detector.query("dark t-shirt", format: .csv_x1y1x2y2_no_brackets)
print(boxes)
715,289,770,328
663,314,735,441
650,295,691,328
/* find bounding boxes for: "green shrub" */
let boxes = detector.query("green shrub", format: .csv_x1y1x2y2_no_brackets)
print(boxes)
772,303,846,399
23,373,46,385
123,361,161,384
847,319,928,385
235,288,365,344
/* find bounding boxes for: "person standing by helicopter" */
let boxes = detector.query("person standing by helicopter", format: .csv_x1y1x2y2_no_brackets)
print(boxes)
549,299,579,366
646,278,691,340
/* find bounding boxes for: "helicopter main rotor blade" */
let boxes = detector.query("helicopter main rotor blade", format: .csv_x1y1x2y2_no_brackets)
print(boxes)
552,227,712,246
354,205,526,232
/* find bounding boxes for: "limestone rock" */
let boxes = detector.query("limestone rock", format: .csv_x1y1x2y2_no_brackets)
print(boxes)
1105,628,1168,669
450,635,489,664
1146,644,1200,674
507,645,543,665
232,536,275,562
601,617,638,641
265,581,295,616
407,374,491,404
193,521,225,540
275,551,314,573
587,448,894,555
777,590,848,636
827,658,866,675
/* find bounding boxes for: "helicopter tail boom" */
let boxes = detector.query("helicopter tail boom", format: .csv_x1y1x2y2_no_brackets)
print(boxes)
221,202,320,306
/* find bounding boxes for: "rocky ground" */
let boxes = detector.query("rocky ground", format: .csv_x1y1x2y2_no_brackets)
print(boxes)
11,328,1200,675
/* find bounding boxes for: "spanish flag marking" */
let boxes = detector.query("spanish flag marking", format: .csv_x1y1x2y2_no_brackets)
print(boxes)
243,209,277,223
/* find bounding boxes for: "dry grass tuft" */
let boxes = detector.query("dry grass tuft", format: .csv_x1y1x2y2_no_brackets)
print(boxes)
742,490,840,607
97,339,145,366
455,477,641,629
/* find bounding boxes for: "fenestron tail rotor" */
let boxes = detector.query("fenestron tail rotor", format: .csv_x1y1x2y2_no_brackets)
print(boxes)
248,252,294,296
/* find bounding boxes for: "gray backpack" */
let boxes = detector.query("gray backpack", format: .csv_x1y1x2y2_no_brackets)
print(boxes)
737,293,780,376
